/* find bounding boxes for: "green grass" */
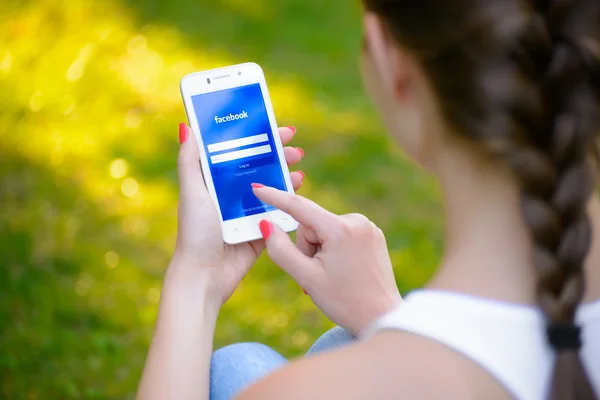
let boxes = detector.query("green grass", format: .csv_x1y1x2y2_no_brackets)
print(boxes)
0,0,443,398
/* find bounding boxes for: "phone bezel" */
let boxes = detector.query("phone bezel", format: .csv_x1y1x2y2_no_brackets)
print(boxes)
180,62,298,244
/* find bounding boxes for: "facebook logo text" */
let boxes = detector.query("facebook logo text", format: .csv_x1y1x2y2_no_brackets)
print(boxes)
191,83,286,221
214,111,249,124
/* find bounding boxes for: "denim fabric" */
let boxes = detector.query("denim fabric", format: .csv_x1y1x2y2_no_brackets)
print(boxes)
306,326,356,355
209,327,355,400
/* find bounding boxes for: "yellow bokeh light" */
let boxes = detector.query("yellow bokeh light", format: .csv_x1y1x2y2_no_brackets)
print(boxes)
62,94,76,116
121,216,149,236
109,159,129,179
66,60,85,82
261,325,275,336
127,35,147,56
291,331,308,347
75,274,94,296
147,288,161,304
66,43,95,82
104,251,119,268
0,52,12,72
29,91,44,112
274,312,288,328
75,280,89,296
121,177,139,197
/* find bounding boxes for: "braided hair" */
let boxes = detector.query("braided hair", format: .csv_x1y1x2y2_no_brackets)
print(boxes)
362,0,600,398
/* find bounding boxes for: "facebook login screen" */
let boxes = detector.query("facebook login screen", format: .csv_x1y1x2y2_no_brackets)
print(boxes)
191,83,286,221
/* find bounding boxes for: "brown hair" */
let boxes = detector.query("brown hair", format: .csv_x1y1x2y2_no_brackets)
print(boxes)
362,0,600,398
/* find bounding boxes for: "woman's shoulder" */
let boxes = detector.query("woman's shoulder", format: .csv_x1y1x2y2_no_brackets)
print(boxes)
238,294,600,400
237,330,511,400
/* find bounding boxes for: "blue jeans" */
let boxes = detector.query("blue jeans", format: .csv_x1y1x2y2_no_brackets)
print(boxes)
210,326,355,400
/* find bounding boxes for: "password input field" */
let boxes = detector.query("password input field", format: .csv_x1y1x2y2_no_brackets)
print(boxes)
207,133,269,153
210,144,272,164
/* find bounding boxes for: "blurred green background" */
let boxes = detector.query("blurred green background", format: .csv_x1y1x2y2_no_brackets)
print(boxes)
0,0,443,398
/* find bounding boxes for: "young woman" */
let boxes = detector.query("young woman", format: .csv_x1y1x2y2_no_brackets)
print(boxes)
138,1,600,399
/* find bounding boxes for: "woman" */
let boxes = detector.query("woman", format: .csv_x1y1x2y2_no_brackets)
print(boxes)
138,0,600,399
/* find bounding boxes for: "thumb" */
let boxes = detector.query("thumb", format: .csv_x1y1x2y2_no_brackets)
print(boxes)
177,123,209,205
259,220,320,288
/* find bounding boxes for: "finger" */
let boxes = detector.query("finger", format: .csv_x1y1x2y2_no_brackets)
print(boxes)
284,146,304,166
252,185,339,237
259,220,319,287
177,123,209,204
296,224,319,257
290,170,305,191
278,126,297,146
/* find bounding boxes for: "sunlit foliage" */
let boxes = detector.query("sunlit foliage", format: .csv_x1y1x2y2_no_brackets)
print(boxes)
0,0,442,397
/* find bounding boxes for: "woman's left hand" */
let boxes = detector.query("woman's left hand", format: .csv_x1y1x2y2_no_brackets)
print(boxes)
168,123,305,306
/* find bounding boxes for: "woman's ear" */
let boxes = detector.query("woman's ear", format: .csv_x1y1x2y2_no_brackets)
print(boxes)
362,13,437,170
363,13,412,102
363,13,393,88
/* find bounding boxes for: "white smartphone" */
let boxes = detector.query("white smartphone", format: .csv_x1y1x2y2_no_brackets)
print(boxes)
180,62,298,244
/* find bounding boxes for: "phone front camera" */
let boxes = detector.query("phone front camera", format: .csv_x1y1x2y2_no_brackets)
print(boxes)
237,71,242,76
207,78,211,84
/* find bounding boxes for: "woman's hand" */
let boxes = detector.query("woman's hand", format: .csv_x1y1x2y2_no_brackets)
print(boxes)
252,185,402,336
169,123,305,306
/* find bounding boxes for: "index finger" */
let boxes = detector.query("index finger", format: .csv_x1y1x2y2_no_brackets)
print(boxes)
252,185,340,237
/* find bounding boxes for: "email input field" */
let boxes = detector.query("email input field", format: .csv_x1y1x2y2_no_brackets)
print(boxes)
207,133,269,153
210,144,272,164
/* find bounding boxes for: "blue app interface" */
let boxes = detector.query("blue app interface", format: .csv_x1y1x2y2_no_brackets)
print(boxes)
191,83,286,221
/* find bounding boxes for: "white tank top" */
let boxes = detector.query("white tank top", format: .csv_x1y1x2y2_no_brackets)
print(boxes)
361,290,600,400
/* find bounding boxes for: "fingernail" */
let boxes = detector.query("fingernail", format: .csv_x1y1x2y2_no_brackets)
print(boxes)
303,289,307,295
288,126,296,134
179,123,188,144
297,170,305,181
251,183,265,189
259,220,273,240
296,147,304,158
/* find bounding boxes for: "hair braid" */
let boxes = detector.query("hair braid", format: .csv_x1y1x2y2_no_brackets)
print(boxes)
363,0,600,397
531,1,599,399
497,1,600,398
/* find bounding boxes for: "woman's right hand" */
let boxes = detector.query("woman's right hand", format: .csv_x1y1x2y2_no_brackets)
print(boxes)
252,185,402,336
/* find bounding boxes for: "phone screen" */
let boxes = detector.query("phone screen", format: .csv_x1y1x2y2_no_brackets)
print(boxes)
191,83,287,221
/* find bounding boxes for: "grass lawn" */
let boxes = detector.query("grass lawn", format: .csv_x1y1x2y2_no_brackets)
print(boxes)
0,0,443,398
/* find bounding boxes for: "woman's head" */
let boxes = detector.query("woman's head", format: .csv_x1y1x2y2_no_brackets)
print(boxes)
360,0,599,398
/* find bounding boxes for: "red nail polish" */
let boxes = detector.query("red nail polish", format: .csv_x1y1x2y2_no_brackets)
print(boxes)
179,123,188,144
297,147,304,157
288,126,297,134
297,170,305,181
259,220,273,240
251,183,265,189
